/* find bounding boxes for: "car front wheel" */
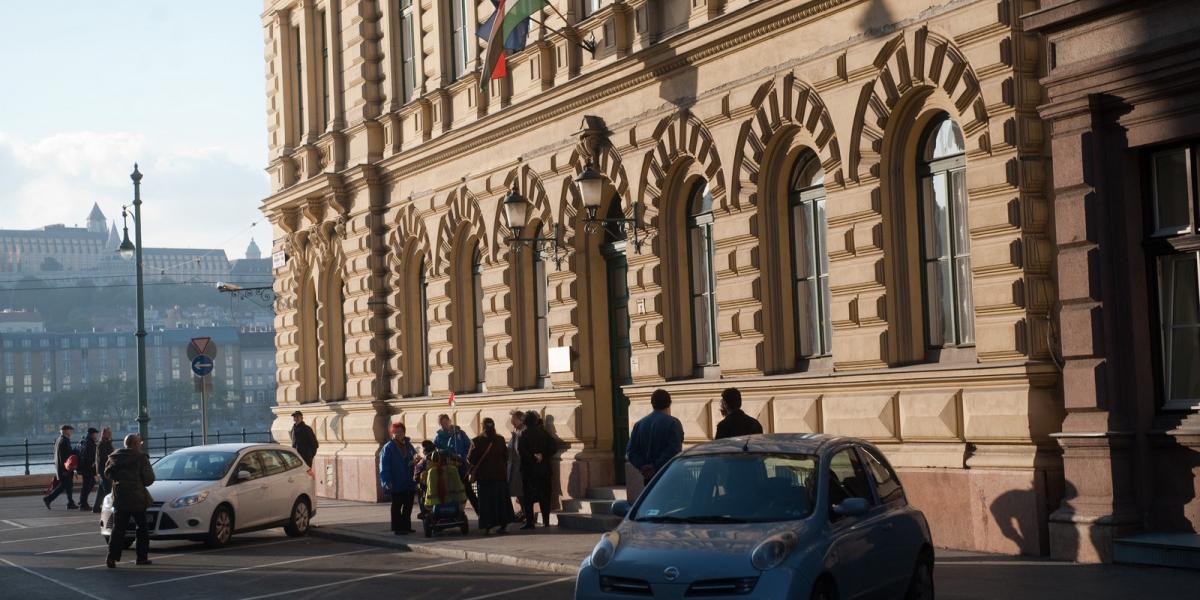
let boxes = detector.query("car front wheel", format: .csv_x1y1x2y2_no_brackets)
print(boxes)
283,498,311,537
905,554,935,600
206,506,234,548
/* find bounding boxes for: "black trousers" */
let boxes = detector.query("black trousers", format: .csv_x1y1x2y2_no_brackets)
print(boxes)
44,472,75,506
390,489,415,532
459,471,479,513
78,472,96,507
108,509,150,562
521,474,552,526
93,477,110,512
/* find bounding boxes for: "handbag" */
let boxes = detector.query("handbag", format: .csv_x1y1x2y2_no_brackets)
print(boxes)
44,476,59,495
467,440,495,484
64,454,78,471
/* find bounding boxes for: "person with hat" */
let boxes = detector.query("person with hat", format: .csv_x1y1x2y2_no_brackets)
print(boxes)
379,422,418,534
42,425,77,510
76,427,100,511
290,411,319,467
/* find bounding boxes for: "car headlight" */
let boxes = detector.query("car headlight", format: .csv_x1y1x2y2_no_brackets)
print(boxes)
590,531,620,570
750,532,797,571
169,491,210,509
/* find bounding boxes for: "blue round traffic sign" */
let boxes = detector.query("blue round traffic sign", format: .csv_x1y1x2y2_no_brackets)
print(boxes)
191,354,215,377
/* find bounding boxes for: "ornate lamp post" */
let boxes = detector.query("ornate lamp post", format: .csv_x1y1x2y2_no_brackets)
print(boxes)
502,185,567,269
117,164,149,441
574,116,646,252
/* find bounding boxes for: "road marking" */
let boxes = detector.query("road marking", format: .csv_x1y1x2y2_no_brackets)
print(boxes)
76,538,298,570
129,547,377,588
36,544,108,555
0,520,27,529
460,576,576,600
0,518,99,532
0,558,108,600
237,559,467,600
0,531,94,545
937,560,1086,567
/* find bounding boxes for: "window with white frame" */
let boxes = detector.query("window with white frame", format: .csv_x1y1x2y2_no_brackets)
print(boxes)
789,150,832,360
1148,144,1200,409
918,114,974,348
319,9,330,129
398,0,416,103
687,180,719,369
447,0,470,80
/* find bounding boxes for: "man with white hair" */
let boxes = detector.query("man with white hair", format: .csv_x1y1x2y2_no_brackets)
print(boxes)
103,434,155,568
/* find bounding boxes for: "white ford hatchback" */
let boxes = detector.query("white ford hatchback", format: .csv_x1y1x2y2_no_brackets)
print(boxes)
100,443,316,548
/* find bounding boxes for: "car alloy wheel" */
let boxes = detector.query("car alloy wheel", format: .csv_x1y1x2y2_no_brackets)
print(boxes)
285,499,311,537
208,507,233,547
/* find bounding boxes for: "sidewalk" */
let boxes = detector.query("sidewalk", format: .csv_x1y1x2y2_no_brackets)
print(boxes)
311,499,596,575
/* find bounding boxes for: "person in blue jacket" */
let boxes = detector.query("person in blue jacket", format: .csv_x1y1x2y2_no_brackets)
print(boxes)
379,422,418,535
433,414,479,512
626,388,684,485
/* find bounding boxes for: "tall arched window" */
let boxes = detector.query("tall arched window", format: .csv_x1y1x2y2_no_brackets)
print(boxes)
298,274,318,403
447,0,470,80
688,180,719,369
402,255,430,397
531,226,550,387
918,115,974,347
471,246,486,391
789,151,832,359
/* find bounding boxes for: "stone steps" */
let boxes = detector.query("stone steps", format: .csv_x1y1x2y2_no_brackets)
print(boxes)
1114,532,1200,570
555,486,628,533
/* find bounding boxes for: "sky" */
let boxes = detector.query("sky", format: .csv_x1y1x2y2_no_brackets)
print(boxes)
0,2,269,260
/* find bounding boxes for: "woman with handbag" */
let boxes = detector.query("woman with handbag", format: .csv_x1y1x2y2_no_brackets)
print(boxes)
467,417,513,535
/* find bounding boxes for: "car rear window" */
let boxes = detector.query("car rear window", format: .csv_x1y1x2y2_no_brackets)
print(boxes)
861,447,904,504
275,450,304,471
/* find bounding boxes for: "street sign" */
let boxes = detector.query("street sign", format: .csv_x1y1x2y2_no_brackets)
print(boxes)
191,354,215,377
272,251,287,269
187,337,218,361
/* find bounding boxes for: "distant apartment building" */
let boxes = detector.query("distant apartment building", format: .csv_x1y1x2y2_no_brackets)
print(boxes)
0,310,45,333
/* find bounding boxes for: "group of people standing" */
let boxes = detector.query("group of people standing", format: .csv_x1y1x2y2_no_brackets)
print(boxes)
378,409,557,535
42,424,116,513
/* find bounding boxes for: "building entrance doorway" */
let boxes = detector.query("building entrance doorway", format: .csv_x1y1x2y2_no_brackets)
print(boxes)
603,240,632,484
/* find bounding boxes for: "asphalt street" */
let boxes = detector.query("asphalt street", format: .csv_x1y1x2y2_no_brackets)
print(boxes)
0,498,574,600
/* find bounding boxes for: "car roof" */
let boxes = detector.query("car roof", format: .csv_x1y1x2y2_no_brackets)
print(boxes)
678,433,864,457
170,442,293,454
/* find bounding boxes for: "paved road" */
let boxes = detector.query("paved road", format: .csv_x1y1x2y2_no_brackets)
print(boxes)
0,501,573,600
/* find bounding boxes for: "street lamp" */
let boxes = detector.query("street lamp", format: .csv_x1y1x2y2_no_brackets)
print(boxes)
575,159,645,253
501,185,567,269
118,164,150,441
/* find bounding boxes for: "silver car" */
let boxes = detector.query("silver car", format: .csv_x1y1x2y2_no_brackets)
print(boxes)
575,434,934,600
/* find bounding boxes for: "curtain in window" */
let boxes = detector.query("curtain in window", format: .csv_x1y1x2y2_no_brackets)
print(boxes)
688,181,718,367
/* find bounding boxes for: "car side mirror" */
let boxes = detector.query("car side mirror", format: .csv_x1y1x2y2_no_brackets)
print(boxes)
235,470,252,482
833,497,870,518
611,500,630,518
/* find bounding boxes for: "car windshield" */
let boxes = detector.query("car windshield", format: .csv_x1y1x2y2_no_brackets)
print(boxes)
633,452,818,524
152,451,238,481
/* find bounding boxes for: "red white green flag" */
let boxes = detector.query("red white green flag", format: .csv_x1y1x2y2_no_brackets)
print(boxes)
477,0,549,88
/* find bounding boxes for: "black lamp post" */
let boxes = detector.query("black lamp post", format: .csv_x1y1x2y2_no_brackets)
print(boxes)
118,164,149,441
575,160,644,252
502,184,567,269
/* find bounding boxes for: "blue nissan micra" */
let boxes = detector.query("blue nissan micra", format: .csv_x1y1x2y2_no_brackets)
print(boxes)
575,434,934,600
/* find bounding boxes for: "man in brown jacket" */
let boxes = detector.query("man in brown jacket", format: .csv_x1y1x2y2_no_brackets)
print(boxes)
104,434,155,568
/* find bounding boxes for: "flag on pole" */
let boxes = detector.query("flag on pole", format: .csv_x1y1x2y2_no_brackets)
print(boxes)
477,0,548,88
448,392,456,407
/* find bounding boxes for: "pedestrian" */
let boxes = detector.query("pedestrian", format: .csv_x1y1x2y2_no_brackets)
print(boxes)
433,414,479,512
627,388,684,485
42,425,77,510
414,440,437,520
94,427,114,513
507,410,526,523
290,410,319,467
379,422,418,535
468,417,513,535
104,434,155,568
76,427,99,511
714,388,764,439
518,410,556,530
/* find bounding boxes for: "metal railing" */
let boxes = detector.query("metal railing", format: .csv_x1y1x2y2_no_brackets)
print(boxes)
0,429,274,476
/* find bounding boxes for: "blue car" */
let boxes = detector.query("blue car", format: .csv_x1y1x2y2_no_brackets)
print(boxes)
575,434,934,599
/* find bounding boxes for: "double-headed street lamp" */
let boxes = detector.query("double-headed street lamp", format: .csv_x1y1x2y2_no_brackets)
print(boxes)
117,164,149,441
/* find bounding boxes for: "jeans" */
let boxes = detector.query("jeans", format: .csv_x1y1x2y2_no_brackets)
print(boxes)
390,489,415,532
108,509,150,562
78,472,96,507
44,472,75,506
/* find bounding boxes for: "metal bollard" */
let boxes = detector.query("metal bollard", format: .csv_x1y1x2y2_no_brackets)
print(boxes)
23,438,30,476
241,427,247,443
190,430,195,447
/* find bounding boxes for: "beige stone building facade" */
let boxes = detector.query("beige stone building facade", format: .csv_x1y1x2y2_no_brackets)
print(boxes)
260,0,1062,556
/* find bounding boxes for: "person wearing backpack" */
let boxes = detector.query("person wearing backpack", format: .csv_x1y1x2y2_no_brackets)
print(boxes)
76,428,99,511
42,425,77,510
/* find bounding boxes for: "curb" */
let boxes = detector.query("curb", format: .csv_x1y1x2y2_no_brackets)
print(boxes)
308,526,582,576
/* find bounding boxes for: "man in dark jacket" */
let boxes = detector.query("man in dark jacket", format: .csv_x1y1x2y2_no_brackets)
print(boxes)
291,411,319,467
94,427,114,513
104,434,155,568
379,422,418,535
518,411,556,530
627,389,684,485
714,388,764,440
76,428,99,511
42,425,77,510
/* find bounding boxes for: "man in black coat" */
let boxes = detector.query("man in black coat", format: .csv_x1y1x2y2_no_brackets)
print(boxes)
42,425,77,510
94,427,115,513
105,434,156,568
291,411,319,467
76,428,99,511
517,411,556,530
715,388,764,440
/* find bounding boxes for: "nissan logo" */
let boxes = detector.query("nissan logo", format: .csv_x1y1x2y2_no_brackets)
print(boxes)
663,566,680,581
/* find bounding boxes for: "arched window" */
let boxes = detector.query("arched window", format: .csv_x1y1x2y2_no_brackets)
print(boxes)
918,115,974,347
298,275,318,403
789,151,832,359
402,255,430,397
687,180,719,368
531,226,550,387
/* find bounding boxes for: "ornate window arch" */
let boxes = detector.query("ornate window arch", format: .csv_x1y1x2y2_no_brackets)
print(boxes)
496,167,555,390
387,205,433,398
437,189,489,394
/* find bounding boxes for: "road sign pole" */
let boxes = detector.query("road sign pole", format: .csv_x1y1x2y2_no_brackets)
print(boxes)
201,376,209,445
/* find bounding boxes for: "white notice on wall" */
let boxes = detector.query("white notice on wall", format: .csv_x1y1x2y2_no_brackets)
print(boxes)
272,251,287,269
548,347,572,373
